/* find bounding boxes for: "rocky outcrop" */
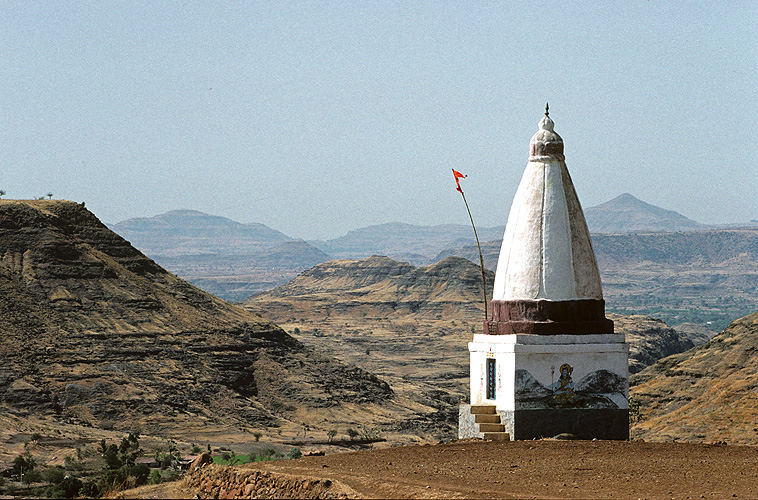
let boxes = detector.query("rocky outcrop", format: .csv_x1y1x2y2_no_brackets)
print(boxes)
0,200,391,434
246,255,494,319
184,463,356,499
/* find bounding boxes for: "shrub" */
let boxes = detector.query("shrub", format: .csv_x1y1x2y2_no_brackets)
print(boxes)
103,444,122,470
43,467,66,485
287,448,302,460
78,480,101,498
346,428,359,441
22,469,41,484
149,469,162,485
13,453,36,474
160,468,180,482
47,476,83,499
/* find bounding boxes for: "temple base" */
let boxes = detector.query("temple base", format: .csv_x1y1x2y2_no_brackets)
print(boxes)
499,408,629,440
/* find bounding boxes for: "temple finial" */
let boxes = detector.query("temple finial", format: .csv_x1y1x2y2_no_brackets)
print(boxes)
545,102,549,117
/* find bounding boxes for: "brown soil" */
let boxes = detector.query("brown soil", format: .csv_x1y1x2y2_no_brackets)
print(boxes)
122,439,758,499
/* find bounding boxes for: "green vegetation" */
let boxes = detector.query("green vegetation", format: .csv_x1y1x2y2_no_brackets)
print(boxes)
0,433,190,499
607,294,756,332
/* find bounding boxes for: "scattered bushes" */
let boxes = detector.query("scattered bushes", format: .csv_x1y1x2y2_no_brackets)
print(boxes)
45,476,83,499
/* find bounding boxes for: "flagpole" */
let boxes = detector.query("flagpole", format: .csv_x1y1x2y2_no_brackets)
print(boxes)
455,178,488,323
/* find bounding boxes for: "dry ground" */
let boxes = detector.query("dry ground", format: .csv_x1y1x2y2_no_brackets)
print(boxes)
119,439,758,499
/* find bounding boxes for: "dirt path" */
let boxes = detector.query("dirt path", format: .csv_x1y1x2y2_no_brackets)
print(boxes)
251,439,758,499
118,439,758,499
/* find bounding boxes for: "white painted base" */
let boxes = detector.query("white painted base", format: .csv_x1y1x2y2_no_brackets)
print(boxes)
469,333,629,411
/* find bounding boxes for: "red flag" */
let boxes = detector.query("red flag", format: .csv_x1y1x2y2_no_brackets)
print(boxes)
452,169,467,193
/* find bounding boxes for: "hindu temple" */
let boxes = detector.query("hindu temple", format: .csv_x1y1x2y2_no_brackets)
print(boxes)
459,106,629,440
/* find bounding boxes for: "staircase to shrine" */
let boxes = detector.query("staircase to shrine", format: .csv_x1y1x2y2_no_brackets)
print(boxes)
467,405,510,441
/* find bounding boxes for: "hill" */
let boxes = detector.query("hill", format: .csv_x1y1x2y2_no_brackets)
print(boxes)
109,209,291,257
110,211,330,302
0,200,393,440
584,193,706,233
154,240,331,302
245,256,696,436
311,222,504,263
630,310,758,445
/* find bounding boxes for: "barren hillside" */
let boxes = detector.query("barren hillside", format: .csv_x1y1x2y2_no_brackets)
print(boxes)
0,200,395,442
631,311,758,445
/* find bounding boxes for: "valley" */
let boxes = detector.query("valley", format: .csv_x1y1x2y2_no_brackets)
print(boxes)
1,196,757,499
109,195,758,331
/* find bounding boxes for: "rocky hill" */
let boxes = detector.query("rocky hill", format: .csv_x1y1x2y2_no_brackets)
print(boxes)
0,200,392,439
612,314,695,374
631,311,758,445
109,210,332,302
584,193,706,233
248,255,494,319
245,256,697,436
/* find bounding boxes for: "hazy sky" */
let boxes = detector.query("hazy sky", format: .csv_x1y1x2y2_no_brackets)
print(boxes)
1,2,756,240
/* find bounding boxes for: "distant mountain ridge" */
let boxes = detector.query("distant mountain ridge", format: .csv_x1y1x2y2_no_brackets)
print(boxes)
310,222,504,263
109,209,291,257
585,193,706,233
107,196,747,306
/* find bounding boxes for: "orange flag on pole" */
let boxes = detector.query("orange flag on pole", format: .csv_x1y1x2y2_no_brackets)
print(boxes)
452,169,467,193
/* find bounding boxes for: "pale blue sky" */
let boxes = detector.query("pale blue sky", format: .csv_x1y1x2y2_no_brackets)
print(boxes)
1,1,755,239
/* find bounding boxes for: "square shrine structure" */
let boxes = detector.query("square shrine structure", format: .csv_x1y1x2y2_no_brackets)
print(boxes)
459,106,629,441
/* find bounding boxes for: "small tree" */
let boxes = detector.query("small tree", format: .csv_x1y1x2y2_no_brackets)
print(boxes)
327,429,337,442
13,453,35,480
47,192,53,199
253,432,262,442
103,444,122,470
0,190,6,198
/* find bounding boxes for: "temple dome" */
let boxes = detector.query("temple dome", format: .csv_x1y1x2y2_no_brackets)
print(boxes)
492,109,602,303
529,106,564,161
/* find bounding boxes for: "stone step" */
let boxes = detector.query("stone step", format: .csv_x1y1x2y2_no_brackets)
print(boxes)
478,423,505,433
470,405,497,414
474,414,501,424
483,432,510,441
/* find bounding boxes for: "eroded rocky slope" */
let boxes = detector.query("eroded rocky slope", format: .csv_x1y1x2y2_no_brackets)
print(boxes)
0,200,391,436
631,311,758,444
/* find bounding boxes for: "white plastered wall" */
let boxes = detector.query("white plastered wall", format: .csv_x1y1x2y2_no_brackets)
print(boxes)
469,334,629,410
